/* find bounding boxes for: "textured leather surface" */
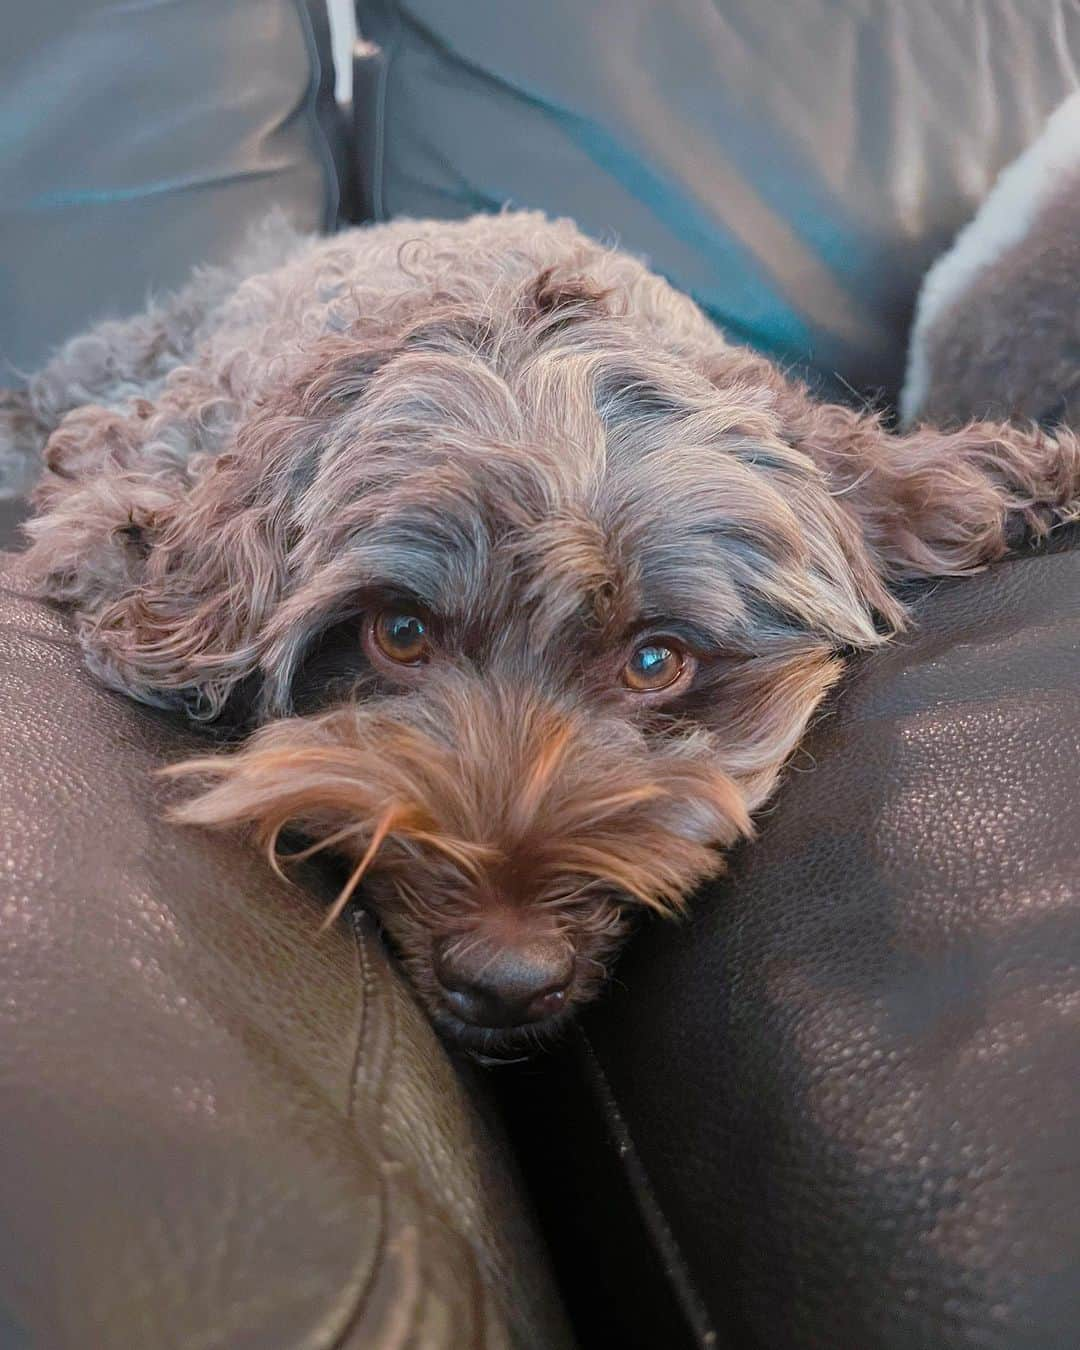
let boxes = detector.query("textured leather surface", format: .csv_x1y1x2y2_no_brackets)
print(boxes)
0,0,341,376
546,542,1080,1349
0,552,572,1350
353,0,1079,401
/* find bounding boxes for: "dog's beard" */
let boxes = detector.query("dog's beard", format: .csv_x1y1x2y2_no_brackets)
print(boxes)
163,677,750,1049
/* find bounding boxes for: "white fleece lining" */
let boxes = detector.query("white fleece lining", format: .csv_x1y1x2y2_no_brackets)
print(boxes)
901,90,1080,425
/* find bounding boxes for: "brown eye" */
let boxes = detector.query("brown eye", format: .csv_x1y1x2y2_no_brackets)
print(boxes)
372,609,431,665
622,639,688,693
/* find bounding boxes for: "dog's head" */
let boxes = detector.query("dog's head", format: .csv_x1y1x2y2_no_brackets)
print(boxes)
58,264,903,1054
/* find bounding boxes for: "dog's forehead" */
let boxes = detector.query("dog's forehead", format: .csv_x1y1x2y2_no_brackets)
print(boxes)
339,430,814,660
291,308,847,657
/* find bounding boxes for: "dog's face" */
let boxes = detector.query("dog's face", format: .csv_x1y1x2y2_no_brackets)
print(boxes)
91,269,894,1055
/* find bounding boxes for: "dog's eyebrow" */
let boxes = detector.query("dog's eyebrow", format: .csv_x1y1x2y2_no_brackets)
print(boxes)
629,614,735,654
634,550,746,643
339,526,488,613
632,526,824,655
260,523,485,714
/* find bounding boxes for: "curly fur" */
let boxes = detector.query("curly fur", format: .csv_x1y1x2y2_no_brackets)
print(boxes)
7,210,1080,1052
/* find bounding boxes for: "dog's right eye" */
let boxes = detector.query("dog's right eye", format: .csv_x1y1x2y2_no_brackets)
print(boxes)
622,637,694,695
371,609,431,665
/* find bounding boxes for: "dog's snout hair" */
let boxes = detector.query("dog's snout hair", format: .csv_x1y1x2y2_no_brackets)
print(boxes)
167,672,748,1038
11,209,1080,1049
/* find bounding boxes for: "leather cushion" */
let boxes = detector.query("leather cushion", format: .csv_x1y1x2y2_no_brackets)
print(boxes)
0,0,342,377
0,497,26,555
353,0,1079,400
536,542,1080,1348
0,553,571,1350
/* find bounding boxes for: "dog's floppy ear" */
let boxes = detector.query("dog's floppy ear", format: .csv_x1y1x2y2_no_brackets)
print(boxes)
27,404,308,720
788,396,1080,581
84,450,289,719
25,334,396,719
715,351,1080,583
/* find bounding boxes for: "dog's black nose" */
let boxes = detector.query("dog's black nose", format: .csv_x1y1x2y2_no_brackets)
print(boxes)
435,938,574,1028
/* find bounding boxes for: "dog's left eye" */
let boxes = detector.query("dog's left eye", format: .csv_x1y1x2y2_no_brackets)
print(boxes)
622,639,689,693
372,609,431,665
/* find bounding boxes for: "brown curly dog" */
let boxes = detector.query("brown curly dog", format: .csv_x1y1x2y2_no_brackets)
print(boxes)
4,211,1078,1056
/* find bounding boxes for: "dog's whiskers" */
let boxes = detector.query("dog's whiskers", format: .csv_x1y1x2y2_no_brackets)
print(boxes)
319,805,400,932
393,877,462,925
272,819,368,868
534,878,605,909
404,830,502,881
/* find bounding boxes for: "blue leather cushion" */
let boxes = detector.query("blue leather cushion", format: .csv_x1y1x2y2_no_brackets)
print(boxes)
0,0,341,377
354,0,1080,401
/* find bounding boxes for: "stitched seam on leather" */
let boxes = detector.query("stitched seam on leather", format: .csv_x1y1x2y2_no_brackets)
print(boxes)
321,1193,392,1350
578,1030,718,1349
372,923,434,1343
356,915,476,1346
308,912,392,1350
368,5,400,222
293,0,342,232
350,914,435,1346
345,908,373,1123
346,914,492,1348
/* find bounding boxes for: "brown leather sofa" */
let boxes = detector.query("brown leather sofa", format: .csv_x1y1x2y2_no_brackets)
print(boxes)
0,554,571,1349
3,4,1080,1347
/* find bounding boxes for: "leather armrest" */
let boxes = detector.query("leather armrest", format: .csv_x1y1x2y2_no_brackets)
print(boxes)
0,553,571,1349
520,544,1080,1349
